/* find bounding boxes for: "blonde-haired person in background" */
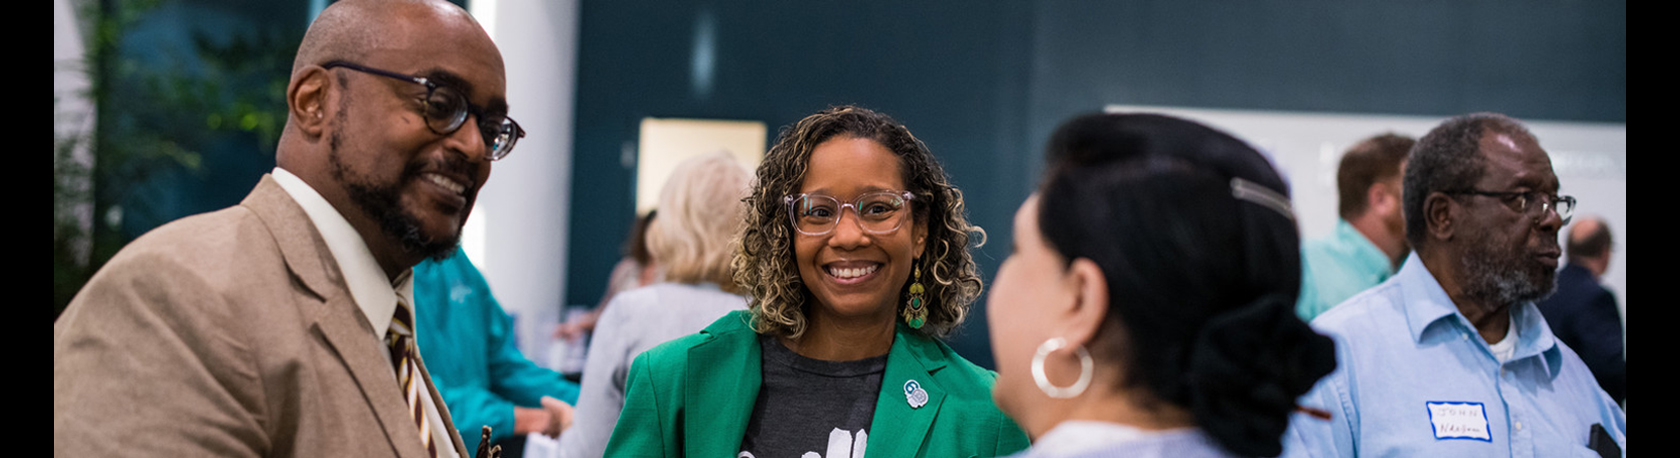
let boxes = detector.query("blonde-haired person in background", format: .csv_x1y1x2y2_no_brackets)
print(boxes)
553,151,752,458
605,105,1028,457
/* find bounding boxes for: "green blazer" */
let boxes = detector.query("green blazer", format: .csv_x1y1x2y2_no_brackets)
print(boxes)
604,310,1030,457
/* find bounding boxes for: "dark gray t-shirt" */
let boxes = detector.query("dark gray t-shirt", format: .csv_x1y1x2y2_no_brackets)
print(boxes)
738,335,888,458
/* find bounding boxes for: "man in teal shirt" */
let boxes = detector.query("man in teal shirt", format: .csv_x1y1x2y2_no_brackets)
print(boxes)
415,247,581,455
1296,133,1413,321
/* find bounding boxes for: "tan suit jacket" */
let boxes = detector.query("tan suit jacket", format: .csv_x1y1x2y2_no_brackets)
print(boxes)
53,176,470,458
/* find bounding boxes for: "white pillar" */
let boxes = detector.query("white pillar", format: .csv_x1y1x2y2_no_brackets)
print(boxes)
468,0,579,359
54,0,95,265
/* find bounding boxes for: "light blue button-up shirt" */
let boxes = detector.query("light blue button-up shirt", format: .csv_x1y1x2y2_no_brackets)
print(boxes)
1282,254,1626,458
1296,219,1396,322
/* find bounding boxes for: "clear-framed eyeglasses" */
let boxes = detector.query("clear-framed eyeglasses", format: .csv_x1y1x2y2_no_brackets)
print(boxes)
321,61,525,161
1445,188,1576,224
784,191,916,236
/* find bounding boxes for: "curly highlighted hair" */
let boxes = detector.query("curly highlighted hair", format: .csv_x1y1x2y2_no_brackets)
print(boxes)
732,105,985,340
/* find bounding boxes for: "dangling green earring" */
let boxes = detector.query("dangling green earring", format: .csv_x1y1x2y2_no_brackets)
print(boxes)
904,260,927,329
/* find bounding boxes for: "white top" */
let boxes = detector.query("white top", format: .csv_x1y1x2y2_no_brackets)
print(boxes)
1488,313,1519,363
554,282,748,458
271,167,460,458
1012,421,1234,458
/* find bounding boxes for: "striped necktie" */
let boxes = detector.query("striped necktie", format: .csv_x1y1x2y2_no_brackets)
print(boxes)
387,302,438,458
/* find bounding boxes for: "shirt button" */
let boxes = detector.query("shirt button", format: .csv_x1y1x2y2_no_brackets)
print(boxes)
1515,421,1523,431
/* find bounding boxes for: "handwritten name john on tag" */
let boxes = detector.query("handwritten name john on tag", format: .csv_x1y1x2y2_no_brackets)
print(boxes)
1426,401,1492,442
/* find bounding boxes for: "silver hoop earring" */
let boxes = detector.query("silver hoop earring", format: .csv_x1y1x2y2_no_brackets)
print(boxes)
1031,337,1093,399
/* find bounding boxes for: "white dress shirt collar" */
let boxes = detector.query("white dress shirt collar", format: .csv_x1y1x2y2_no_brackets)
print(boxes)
269,167,413,337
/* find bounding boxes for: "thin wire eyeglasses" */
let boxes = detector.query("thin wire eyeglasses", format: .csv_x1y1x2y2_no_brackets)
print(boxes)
321,61,525,161
784,191,916,236
1444,189,1576,224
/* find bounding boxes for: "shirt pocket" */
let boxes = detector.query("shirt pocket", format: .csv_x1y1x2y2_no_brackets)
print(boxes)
1533,431,1608,458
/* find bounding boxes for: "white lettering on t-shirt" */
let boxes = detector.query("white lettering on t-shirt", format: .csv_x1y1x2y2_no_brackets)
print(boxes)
821,428,867,458
742,428,868,458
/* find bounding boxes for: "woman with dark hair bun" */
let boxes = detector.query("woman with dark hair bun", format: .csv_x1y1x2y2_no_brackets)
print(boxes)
986,112,1337,457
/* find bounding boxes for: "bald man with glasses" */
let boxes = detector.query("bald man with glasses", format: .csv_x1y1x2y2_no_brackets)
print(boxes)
53,1,527,456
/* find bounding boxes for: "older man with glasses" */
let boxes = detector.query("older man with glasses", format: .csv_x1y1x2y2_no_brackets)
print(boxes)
1282,113,1625,458
53,0,523,456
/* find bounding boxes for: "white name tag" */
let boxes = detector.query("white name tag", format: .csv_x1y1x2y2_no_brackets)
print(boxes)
1426,401,1492,442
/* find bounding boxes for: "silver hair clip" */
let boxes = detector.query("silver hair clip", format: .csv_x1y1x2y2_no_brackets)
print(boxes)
1230,177,1295,221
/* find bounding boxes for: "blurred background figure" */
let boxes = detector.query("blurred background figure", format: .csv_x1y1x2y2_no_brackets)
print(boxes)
988,112,1336,457
1537,216,1625,405
415,247,581,456
604,106,1027,457
555,210,664,343
554,151,752,458
1296,133,1413,321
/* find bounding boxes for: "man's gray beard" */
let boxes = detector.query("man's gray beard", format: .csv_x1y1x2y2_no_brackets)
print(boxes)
1459,243,1557,310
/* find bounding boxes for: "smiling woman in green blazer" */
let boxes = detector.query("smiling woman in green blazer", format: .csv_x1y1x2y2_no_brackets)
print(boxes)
604,106,1029,457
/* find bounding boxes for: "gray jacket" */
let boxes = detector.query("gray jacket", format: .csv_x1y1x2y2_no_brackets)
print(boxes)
554,282,747,458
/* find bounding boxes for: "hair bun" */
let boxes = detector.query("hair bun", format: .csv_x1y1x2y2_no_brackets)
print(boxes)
1185,294,1336,457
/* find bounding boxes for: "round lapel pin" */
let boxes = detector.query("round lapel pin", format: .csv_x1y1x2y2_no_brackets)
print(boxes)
904,380,929,409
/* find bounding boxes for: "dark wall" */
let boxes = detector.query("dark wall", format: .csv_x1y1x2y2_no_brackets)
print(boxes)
1022,0,1627,183
570,0,1625,370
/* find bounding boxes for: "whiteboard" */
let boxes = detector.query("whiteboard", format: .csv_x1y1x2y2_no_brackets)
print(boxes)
636,118,767,215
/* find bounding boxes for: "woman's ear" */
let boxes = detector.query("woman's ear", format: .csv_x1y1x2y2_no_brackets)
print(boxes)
912,214,929,259
1061,257,1109,348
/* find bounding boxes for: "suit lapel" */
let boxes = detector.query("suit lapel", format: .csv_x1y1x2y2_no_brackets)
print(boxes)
313,297,431,458
868,326,948,456
243,176,431,458
241,176,341,304
684,321,763,457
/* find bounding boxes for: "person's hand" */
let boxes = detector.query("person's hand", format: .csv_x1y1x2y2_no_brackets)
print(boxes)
540,396,575,438
513,406,551,435
552,321,582,340
553,310,601,340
